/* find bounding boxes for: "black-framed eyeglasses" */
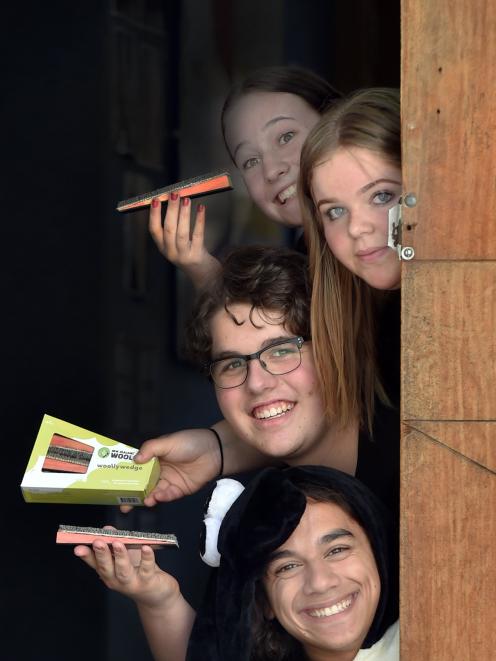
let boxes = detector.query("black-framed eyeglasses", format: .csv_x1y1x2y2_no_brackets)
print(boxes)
208,336,306,389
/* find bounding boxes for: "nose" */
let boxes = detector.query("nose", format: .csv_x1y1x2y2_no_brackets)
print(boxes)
262,155,289,183
302,560,339,596
347,208,375,239
244,358,278,393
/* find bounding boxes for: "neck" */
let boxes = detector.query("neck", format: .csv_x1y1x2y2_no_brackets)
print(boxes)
285,416,359,475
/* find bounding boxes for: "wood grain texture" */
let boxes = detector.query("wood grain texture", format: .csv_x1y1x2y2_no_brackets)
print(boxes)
401,2,496,658
401,0,496,260
401,425,496,659
402,262,496,420
409,421,496,472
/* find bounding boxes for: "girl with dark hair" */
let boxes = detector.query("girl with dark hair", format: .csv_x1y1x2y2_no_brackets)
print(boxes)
148,66,340,288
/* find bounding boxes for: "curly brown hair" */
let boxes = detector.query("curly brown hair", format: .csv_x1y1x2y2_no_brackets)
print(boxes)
184,245,311,370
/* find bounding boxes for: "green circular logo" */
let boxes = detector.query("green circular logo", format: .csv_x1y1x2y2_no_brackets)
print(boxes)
98,447,110,458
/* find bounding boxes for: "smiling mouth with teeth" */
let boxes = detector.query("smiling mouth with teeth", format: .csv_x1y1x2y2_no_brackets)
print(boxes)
277,184,297,204
307,594,355,618
253,402,294,420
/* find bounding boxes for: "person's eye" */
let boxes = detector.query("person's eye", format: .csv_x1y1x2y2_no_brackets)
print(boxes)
219,358,245,373
372,190,394,205
326,546,350,558
275,562,299,575
324,206,346,221
269,345,298,359
242,157,260,170
279,131,295,146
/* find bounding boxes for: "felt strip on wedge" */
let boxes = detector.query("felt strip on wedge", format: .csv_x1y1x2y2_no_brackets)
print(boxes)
42,435,94,474
56,525,178,547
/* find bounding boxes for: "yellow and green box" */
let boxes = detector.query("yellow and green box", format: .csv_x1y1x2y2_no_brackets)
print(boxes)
21,414,159,505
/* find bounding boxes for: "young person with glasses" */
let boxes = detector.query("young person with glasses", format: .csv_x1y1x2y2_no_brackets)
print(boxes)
131,244,398,513
75,245,398,660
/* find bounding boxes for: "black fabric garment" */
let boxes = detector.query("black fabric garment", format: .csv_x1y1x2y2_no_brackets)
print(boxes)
356,289,401,520
188,292,401,657
187,466,398,661
375,289,401,410
356,397,399,526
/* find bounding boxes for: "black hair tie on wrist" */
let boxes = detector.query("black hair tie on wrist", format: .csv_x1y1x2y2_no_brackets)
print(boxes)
209,427,224,478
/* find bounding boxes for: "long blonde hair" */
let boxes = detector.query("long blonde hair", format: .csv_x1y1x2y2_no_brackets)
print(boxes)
299,88,401,431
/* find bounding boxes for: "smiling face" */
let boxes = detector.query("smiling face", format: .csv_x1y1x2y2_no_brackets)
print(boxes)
224,92,321,227
263,500,380,661
210,303,329,462
311,146,402,290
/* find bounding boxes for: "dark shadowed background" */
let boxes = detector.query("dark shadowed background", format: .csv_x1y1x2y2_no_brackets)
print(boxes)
2,1,399,659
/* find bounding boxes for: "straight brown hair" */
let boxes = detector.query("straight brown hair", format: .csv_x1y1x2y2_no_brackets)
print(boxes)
299,88,401,430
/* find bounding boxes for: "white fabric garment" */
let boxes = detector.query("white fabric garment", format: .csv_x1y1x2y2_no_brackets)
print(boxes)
201,478,245,567
355,620,399,660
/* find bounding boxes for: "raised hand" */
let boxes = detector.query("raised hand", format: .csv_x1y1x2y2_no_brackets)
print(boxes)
149,194,221,290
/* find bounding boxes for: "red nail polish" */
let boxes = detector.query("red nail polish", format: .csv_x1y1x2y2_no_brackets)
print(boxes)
152,198,159,208
182,197,190,206
170,192,179,201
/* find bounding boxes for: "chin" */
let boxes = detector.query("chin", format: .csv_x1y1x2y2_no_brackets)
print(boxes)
362,268,401,291
279,205,303,228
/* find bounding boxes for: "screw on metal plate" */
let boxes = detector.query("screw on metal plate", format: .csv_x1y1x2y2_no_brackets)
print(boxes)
404,193,417,208
401,246,415,260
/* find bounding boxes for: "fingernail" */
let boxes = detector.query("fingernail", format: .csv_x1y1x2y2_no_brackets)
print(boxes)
170,192,179,201
198,204,205,212
94,542,104,551
152,198,159,208
182,197,190,207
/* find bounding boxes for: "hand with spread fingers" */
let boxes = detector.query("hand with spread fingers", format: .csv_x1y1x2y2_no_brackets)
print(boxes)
74,526,196,661
149,194,221,290
74,533,179,610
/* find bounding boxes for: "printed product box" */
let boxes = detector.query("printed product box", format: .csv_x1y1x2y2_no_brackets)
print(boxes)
21,414,159,506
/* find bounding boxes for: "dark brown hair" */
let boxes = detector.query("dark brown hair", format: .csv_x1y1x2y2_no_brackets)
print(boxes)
221,66,341,160
184,245,311,369
251,481,366,660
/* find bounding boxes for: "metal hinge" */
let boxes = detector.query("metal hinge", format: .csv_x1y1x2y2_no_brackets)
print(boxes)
388,193,416,260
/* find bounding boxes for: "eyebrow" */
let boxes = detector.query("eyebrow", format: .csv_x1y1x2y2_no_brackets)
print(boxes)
232,116,296,161
211,335,295,362
267,528,354,563
316,178,402,210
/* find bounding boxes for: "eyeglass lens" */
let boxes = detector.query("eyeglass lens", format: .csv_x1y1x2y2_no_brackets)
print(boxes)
211,339,302,388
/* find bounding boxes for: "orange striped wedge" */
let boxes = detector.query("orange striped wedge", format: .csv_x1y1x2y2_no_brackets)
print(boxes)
117,169,233,212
